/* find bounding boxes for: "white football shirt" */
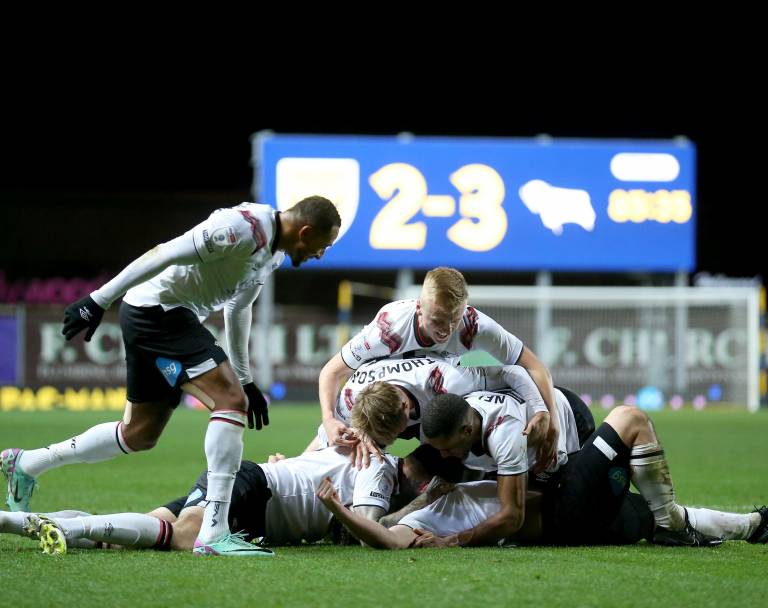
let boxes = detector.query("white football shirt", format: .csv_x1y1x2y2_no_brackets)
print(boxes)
123,203,285,319
399,481,502,536
261,446,398,545
462,388,580,476
340,300,524,370
316,359,548,447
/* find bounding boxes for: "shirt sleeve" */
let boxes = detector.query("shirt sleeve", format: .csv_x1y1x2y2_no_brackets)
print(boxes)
191,207,268,263
340,307,404,370
352,457,397,510
438,364,488,396
91,231,200,308
472,309,524,365
483,365,547,416
485,414,528,476
223,284,262,384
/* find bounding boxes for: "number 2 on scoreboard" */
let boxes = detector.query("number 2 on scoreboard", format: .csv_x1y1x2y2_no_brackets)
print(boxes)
368,163,508,252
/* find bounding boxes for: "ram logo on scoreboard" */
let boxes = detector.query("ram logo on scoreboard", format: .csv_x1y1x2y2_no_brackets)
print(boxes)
253,134,696,271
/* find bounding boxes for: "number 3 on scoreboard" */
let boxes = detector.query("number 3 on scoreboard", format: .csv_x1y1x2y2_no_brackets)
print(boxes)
368,163,507,252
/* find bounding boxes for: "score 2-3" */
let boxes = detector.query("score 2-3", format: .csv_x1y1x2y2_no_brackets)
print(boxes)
369,162,506,252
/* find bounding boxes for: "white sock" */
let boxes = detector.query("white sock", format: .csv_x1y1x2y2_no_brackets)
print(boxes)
630,442,686,530
0,510,96,547
686,507,762,540
198,410,246,544
58,514,172,549
0,511,34,536
17,422,133,477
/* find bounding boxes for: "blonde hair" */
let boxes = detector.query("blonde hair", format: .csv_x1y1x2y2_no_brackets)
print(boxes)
422,267,468,310
351,382,404,445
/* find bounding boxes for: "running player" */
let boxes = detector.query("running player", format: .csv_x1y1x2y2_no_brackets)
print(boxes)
1,196,341,557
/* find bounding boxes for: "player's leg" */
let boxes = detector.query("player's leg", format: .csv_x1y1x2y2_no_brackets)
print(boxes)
1,399,172,512
542,419,634,546
184,361,249,552
185,456,274,556
685,505,767,542
604,405,722,546
27,512,174,553
2,303,181,512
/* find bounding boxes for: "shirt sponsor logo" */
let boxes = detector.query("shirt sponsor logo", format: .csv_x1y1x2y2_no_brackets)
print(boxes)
369,491,387,500
155,357,183,387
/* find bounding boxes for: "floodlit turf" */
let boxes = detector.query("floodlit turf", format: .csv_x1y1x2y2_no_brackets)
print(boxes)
1,406,766,608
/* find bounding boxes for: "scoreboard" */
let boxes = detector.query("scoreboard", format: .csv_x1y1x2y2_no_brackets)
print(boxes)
253,134,696,271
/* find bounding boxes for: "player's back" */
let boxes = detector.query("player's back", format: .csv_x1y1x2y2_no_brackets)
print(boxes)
260,447,358,544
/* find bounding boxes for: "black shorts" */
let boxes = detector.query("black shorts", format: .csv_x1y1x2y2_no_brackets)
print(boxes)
542,422,632,546
162,461,272,542
120,302,228,406
555,385,596,448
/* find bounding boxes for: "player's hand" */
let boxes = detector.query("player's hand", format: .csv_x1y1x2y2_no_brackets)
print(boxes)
533,423,558,474
62,295,105,342
424,476,456,503
316,476,342,512
412,529,457,548
267,452,286,463
243,382,269,430
324,418,358,447
350,433,385,470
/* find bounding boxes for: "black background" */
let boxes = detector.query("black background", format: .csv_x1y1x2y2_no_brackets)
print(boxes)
2,35,763,285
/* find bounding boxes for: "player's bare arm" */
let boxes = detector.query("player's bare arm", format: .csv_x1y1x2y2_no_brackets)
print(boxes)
316,477,416,549
318,353,357,447
379,476,455,528
515,347,559,468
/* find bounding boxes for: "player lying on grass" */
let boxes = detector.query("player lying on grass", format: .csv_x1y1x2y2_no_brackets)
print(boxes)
317,477,768,549
347,383,764,548
308,358,594,470
0,445,433,556
317,267,561,466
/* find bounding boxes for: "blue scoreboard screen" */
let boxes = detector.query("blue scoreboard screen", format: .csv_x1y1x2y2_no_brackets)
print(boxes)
254,134,695,271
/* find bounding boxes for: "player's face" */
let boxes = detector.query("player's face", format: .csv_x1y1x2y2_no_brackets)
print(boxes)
417,295,465,344
290,225,339,268
426,429,473,460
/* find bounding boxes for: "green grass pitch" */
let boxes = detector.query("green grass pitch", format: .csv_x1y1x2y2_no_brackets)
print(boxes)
1,406,766,608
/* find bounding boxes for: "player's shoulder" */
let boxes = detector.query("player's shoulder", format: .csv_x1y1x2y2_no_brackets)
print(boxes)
467,390,523,416
378,299,416,315
370,299,417,329
464,305,495,326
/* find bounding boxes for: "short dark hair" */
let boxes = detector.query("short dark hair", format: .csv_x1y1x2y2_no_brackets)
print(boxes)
290,195,341,234
421,393,470,439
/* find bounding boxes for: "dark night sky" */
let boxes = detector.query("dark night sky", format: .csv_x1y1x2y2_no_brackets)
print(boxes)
2,41,763,281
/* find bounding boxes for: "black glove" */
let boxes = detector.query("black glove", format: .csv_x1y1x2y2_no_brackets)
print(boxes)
243,382,269,430
62,295,105,342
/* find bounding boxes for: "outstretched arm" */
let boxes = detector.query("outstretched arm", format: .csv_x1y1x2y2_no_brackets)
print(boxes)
379,477,455,528
317,478,415,549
